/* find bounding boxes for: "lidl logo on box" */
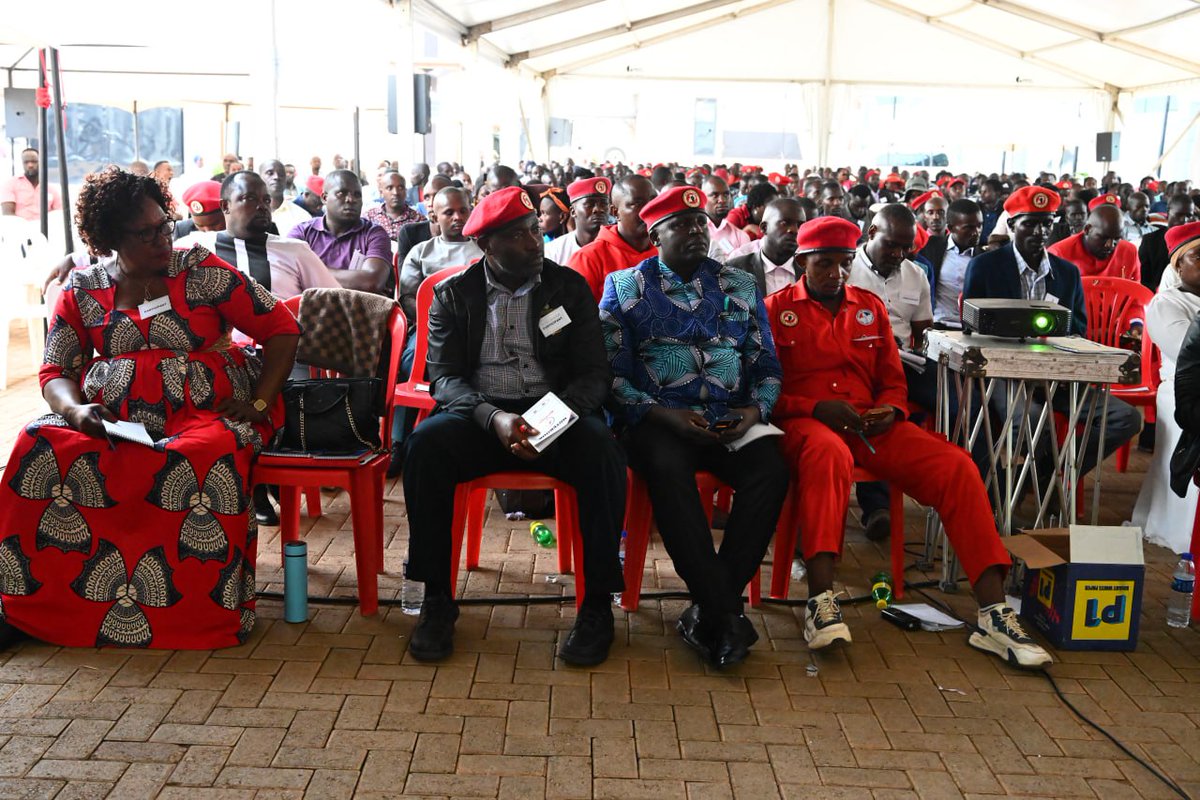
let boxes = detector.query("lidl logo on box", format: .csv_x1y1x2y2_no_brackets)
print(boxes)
1071,580,1135,640
1037,569,1055,609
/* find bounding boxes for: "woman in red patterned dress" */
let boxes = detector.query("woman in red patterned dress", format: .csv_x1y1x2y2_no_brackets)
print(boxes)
0,167,299,649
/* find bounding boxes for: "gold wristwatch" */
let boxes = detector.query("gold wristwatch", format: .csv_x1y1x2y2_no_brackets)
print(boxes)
251,398,269,413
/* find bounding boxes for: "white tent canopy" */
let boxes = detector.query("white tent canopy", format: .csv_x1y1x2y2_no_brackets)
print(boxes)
5,1,1200,177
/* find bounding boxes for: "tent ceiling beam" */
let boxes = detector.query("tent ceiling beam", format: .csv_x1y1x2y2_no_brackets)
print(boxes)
464,0,604,43
973,0,1200,78
507,0,743,67
1108,5,1200,38
867,0,1112,90
541,0,792,78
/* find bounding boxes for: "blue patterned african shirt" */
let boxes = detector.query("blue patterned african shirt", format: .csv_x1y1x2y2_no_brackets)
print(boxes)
599,256,782,426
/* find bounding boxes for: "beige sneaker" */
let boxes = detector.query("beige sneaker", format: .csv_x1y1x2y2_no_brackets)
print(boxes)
804,590,852,650
969,605,1053,669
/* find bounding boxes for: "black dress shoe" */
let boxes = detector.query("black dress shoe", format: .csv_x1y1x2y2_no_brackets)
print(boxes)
735,613,759,648
385,442,405,479
712,613,751,669
676,603,716,663
253,485,279,526
558,603,615,666
408,593,459,662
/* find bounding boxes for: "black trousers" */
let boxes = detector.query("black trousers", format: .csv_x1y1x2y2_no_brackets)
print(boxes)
402,408,626,597
623,418,789,616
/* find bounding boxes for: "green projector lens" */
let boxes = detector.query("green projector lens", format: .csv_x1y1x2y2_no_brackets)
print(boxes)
1032,313,1054,333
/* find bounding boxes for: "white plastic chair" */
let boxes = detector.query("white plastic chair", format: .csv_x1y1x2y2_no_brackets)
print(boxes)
0,217,55,390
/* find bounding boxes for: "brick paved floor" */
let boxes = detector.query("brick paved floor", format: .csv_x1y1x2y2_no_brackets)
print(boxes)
1,322,1198,798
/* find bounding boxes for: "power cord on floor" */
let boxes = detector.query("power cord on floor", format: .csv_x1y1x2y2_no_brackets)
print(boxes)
911,586,1191,800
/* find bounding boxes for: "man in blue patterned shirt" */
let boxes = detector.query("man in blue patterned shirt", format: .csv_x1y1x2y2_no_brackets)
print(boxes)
599,186,789,669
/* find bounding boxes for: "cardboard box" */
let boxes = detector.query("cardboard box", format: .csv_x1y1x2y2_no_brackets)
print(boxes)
1003,525,1145,651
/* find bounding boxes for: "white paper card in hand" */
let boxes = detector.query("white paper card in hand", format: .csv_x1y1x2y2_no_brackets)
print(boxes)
726,422,784,452
103,420,156,447
522,392,578,452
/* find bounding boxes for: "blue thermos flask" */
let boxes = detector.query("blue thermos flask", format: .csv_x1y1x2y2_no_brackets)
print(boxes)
283,541,308,623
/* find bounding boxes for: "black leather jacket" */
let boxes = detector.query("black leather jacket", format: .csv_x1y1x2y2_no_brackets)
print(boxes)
426,258,611,424
1172,314,1200,497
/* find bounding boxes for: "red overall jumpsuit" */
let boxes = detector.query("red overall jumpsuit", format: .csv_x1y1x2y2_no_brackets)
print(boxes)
764,279,1010,584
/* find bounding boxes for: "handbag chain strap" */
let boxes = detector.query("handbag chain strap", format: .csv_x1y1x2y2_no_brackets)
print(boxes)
298,392,375,452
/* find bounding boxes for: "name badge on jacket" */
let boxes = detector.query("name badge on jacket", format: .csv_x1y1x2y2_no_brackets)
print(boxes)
138,295,172,318
538,306,571,337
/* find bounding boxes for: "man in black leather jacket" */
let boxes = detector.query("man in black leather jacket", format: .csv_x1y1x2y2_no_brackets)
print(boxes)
402,187,626,667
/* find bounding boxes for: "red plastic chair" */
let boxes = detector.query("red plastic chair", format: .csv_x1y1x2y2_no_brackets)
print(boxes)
1081,277,1159,473
1189,500,1200,621
620,470,763,612
450,473,585,609
250,297,407,616
769,467,907,601
391,251,401,303
393,265,469,427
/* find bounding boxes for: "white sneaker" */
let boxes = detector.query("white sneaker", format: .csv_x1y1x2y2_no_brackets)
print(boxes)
969,605,1053,669
805,590,852,650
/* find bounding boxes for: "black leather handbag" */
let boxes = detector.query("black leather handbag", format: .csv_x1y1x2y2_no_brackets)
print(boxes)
279,378,383,453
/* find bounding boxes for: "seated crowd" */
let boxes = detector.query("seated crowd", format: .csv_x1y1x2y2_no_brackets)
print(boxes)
5,154,1198,676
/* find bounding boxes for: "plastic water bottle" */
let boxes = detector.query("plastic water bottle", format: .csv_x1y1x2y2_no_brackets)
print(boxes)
870,572,894,609
1167,553,1195,628
400,560,423,616
617,530,627,568
530,521,556,548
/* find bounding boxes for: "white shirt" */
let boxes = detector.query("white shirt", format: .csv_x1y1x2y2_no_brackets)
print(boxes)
1147,272,1200,382
272,200,312,232
176,231,339,299
847,247,932,344
544,232,586,266
760,249,798,296
727,238,763,260
1122,214,1156,243
934,237,974,324
1013,243,1052,301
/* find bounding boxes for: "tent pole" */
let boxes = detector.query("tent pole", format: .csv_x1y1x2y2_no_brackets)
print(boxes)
1156,95,1171,177
49,47,71,250
37,50,48,238
353,106,361,176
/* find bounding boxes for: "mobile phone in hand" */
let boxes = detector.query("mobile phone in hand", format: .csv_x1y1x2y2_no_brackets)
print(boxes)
709,415,742,432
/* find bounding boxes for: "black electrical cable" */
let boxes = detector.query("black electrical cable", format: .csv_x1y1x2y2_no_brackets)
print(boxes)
911,586,1191,800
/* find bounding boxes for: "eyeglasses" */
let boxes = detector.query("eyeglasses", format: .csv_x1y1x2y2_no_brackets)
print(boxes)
124,218,175,244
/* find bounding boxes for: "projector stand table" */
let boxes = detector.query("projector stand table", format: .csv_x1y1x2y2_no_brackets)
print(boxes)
925,330,1139,592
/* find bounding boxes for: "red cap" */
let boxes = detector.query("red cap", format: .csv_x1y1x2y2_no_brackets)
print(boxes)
1055,179,1073,190
305,175,325,195
1089,193,1122,211
946,177,965,188
182,180,222,216
1146,180,1161,192
865,169,880,178
1003,185,1061,217
767,172,793,186
909,189,942,210
639,185,707,231
566,176,611,203
795,217,862,254
882,173,905,186
1166,220,1200,256
462,185,537,238
912,224,930,252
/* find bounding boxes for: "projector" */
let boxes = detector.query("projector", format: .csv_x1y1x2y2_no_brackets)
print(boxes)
961,298,1071,338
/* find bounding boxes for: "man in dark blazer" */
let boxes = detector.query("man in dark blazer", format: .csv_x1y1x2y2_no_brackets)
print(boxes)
1140,194,1196,293
402,187,626,667
727,198,805,296
962,185,1139,484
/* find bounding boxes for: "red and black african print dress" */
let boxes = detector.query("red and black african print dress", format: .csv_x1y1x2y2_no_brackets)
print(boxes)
0,246,300,649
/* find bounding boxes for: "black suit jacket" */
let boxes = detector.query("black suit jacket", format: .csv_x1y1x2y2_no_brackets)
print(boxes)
727,250,801,297
426,259,612,425
961,242,1087,336
1138,226,1168,293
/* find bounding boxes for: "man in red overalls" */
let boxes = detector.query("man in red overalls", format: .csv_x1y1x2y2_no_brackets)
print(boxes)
764,216,1052,669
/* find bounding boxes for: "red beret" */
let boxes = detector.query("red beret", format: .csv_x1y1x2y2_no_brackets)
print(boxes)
1166,220,1200,256
865,169,880,178
882,173,905,186
566,176,611,203
1003,185,1061,217
639,185,707,231
912,224,930,253
1089,194,1122,211
637,168,652,177
182,181,222,216
1055,179,1073,190
305,175,325,195
909,189,942,210
462,185,536,238
1146,180,1161,192
795,216,862,254
768,172,793,186
713,168,730,182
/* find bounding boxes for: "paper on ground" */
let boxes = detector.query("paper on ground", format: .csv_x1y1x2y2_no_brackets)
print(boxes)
891,603,965,631
523,392,578,452
103,420,155,447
